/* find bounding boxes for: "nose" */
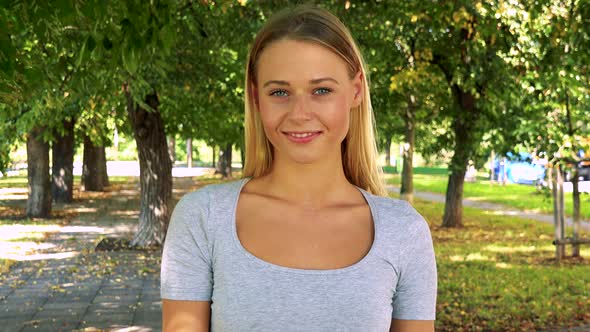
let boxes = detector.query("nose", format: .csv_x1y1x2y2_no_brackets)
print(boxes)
288,95,312,121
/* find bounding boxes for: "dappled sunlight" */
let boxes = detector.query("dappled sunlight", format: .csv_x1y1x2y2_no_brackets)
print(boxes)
77,190,113,200
0,241,56,254
484,244,554,253
0,187,28,200
110,210,139,217
487,244,533,253
116,189,141,196
149,204,164,217
0,238,81,262
484,209,542,217
461,196,491,202
0,224,61,240
1,249,78,261
0,223,108,262
59,225,105,233
0,188,28,195
70,206,99,213
449,252,494,262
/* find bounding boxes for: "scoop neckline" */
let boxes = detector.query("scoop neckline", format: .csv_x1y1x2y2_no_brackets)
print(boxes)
230,177,380,275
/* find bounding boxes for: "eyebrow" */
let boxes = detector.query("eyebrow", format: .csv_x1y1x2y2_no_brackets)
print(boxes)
262,77,340,88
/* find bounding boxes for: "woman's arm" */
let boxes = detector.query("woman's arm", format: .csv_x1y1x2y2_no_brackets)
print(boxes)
390,319,434,332
162,299,211,332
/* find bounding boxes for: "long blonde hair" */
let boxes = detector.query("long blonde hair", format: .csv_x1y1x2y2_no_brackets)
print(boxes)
243,5,386,196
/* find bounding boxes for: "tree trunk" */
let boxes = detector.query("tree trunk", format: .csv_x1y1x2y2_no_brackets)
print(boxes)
216,143,232,178
239,140,245,170
82,135,106,192
187,138,193,168
98,146,109,187
384,136,391,167
52,118,75,203
572,166,580,257
564,90,580,257
442,89,479,228
550,166,565,260
557,166,566,259
212,146,216,168
168,136,176,164
26,127,51,217
125,88,172,247
400,96,416,203
225,144,232,177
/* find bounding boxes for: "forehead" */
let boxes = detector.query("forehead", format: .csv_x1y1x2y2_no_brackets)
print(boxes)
256,39,351,84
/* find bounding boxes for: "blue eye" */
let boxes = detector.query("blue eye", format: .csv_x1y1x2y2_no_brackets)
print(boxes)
314,87,332,95
270,89,288,97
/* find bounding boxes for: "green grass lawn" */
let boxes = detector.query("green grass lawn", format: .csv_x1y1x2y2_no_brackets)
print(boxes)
405,195,590,331
386,167,590,220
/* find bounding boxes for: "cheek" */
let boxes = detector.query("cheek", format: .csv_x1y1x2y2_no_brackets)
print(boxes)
258,101,281,135
322,96,352,129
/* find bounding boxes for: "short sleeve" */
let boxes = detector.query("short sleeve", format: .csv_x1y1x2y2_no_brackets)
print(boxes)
391,207,438,320
161,188,213,301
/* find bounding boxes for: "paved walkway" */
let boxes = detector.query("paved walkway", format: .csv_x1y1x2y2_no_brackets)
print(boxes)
0,179,167,332
387,185,590,230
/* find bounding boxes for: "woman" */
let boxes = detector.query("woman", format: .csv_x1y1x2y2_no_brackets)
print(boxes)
161,5,437,331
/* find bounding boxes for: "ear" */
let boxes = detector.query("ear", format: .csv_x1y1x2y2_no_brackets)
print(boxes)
351,71,363,108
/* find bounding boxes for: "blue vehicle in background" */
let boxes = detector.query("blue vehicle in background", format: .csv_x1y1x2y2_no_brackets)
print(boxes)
491,152,547,185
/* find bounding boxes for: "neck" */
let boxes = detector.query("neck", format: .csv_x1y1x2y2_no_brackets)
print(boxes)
258,153,356,209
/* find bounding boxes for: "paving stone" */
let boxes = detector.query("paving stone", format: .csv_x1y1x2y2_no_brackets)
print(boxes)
0,318,25,332
20,318,79,332
1,180,203,330
49,294,95,304
41,301,89,311
0,307,36,319
98,288,141,297
133,309,162,323
87,302,135,313
139,293,161,302
33,308,85,321
80,313,133,326
1,297,47,308
92,294,139,305
9,288,50,296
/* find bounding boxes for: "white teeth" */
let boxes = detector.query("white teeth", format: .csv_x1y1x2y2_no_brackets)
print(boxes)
289,132,316,138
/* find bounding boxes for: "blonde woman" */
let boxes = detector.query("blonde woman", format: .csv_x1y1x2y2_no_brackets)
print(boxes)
161,5,437,331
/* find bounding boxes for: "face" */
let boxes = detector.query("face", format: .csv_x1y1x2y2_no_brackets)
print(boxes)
254,39,362,166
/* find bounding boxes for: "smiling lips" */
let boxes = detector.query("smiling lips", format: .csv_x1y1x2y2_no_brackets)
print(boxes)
282,131,322,144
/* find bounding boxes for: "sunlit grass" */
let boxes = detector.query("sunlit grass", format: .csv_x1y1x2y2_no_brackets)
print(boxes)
386,169,590,219
403,196,590,331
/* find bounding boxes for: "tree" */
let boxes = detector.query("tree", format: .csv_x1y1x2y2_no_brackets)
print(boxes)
390,1,536,227
125,90,172,246
516,0,590,256
81,135,109,192
26,126,51,217
52,115,76,203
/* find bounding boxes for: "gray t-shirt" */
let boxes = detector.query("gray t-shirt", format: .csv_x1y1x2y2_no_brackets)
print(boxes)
161,178,437,331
